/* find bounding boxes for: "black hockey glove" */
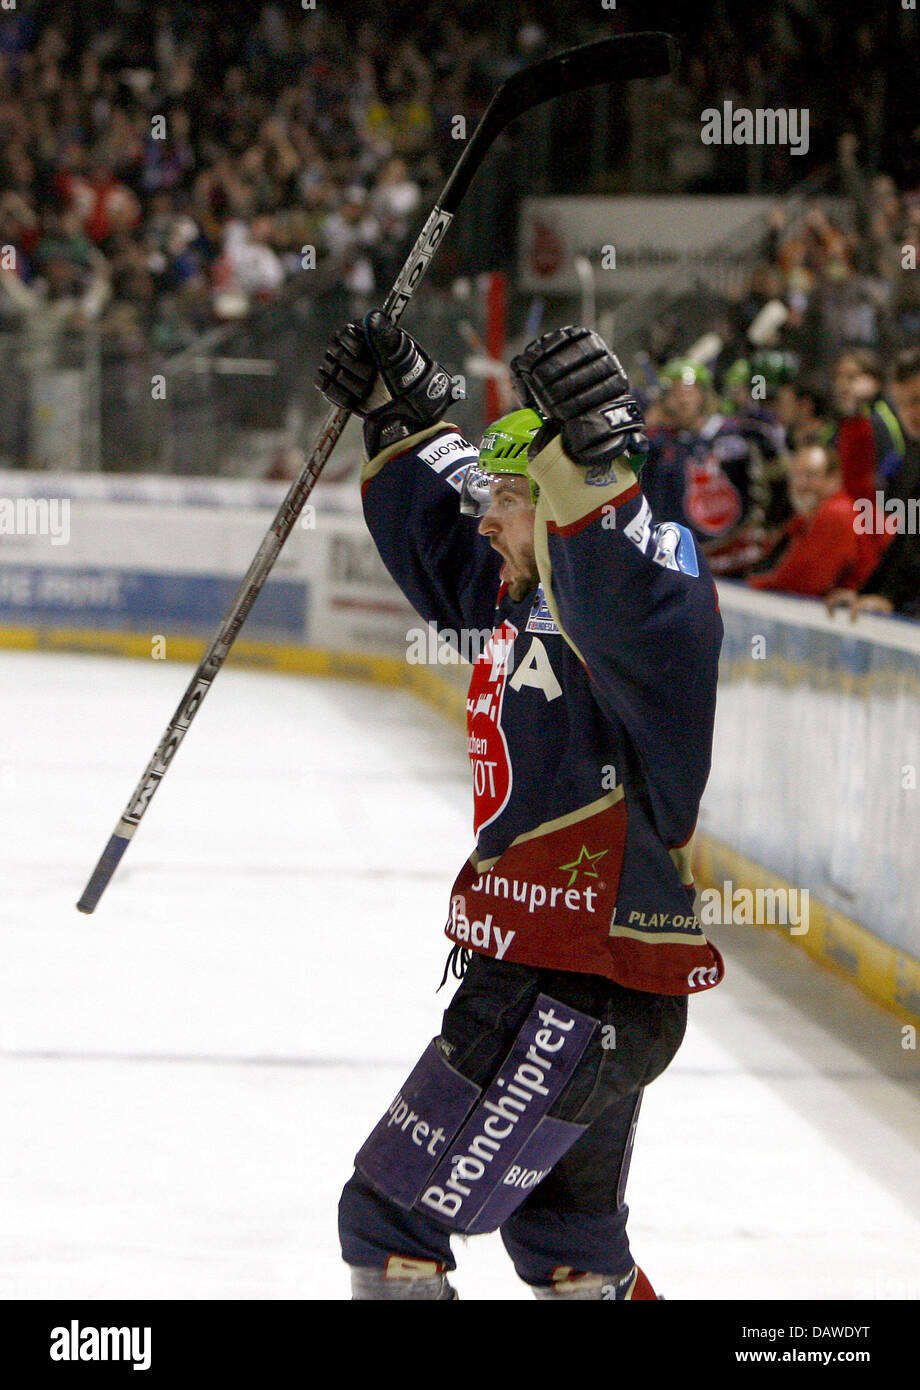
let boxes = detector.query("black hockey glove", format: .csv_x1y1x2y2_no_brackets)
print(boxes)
314,320,377,415
511,326,649,478
315,309,454,458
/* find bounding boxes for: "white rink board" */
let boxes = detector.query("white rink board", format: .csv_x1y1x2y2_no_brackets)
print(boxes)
0,475,416,655
706,584,920,969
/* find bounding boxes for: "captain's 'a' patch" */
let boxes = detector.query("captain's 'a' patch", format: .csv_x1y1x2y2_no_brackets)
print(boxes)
526,586,559,635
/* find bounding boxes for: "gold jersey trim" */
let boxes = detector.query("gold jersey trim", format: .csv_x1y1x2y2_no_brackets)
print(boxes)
360,420,458,485
470,785,625,874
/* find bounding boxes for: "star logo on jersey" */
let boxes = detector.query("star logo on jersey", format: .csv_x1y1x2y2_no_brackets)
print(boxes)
558,845,607,888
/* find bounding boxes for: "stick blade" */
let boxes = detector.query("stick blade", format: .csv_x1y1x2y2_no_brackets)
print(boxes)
499,31,678,119
438,31,679,215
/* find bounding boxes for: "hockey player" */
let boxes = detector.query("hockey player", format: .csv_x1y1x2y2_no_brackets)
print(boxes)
316,313,724,1300
643,358,786,577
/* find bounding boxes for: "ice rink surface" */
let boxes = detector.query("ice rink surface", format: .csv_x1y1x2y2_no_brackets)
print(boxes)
2,649,919,1301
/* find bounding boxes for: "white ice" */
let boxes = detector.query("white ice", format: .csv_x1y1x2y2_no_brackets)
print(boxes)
1,649,919,1300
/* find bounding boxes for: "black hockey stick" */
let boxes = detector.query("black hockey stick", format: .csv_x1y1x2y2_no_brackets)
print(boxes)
76,30,678,913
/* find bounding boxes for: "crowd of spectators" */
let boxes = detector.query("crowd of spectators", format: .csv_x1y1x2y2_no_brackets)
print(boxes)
628,88,920,624
0,2,566,353
0,0,917,619
642,6,919,195
1,0,915,354
636,336,920,623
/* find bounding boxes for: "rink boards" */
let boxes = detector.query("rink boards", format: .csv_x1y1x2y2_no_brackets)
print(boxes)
1,471,918,1023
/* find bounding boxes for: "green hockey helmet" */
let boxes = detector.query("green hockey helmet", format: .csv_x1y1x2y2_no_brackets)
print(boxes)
724,357,752,390
459,408,543,517
660,358,713,390
750,349,800,389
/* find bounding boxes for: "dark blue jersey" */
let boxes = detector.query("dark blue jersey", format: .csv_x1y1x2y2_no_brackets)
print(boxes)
360,422,724,995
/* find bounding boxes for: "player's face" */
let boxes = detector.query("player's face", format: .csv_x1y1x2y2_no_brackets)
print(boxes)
666,381,706,430
477,476,538,601
833,355,877,413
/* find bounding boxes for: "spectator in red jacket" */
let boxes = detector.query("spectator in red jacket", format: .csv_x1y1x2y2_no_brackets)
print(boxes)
748,444,875,596
58,156,141,248
832,350,905,585
828,347,920,619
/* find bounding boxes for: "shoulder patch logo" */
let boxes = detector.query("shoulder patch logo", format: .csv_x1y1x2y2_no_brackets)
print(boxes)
614,498,701,577
651,521,699,576
584,460,621,487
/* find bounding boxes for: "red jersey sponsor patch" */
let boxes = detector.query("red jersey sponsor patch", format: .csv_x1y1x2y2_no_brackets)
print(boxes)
466,621,517,835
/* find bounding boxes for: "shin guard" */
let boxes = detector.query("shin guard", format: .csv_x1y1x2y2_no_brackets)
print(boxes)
354,994,598,1235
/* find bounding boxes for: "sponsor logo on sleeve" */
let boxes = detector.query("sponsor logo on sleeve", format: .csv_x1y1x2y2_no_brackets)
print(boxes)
419,432,478,480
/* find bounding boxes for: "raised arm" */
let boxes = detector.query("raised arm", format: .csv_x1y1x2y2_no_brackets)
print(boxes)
316,311,500,635
511,327,723,844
